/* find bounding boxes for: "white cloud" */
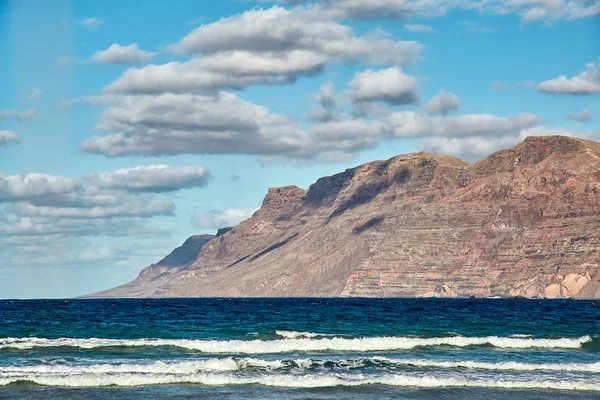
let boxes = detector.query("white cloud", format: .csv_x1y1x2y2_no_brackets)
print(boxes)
565,108,593,123
538,58,600,95
519,126,600,141
404,24,434,33
12,198,174,219
107,7,422,95
192,208,259,229
484,0,600,23
323,0,467,20
81,17,103,30
426,90,460,115
0,131,18,147
77,92,391,161
419,135,521,161
0,173,78,203
85,165,211,192
91,43,156,64
308,119,388,153
319,0,599,23
107,51,327,94
168,6,421,62
26,88,41,100
0,109,38,121
3,238,175,267
79,92,307,157
350,67,419,105
387,111,540,138
419,126,600,161
0,163,216,241
0,214,168,238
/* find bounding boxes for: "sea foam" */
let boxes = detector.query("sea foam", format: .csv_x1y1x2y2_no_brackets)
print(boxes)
2,357,600,375
0,335,591,353
0,372,599,390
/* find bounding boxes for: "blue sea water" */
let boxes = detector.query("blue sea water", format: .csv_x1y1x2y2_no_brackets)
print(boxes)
0,298,599,399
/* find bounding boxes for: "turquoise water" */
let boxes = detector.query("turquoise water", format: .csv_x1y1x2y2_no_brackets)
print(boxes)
0,298,599,399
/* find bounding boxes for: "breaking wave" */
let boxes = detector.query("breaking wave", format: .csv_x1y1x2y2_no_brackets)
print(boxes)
0,335,591,353
1,372,599,390
2,357,600,375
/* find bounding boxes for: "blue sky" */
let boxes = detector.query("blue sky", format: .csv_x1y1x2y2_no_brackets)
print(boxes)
1,0,599,298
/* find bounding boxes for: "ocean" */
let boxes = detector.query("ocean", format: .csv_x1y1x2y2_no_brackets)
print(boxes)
0,298,598,399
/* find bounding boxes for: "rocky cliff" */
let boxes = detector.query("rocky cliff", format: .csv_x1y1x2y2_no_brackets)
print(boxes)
93,136,600,298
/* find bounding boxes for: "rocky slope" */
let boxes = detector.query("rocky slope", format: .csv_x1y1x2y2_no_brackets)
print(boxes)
86,235,214,298
93,136,600,298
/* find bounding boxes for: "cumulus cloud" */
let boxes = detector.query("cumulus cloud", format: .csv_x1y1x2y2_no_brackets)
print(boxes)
538,58,600,95
387,112,540,138
565,108,593,122
107,51,327,94
0,131,18,147
0,109,38,121
79,92,306,157
420,135,521,161
404,24,434,33
81,17,103,30
192,208,259,229
91,43,156,64
74,90,547,164
350,67,419,105
0,173,78,203
308,119,388,153
168,6,421,61
85,165,211,193
107,7,422,95
77,92,391,161
426,90,460,115
0,163,214,241
420,126,600,161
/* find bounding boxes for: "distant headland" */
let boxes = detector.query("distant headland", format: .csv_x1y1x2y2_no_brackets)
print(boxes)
86,136,600,299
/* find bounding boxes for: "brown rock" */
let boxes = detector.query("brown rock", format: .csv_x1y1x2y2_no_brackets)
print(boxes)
92,136,600,298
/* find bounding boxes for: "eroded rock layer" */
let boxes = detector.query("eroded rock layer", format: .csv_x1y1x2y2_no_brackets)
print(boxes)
93,136,600,298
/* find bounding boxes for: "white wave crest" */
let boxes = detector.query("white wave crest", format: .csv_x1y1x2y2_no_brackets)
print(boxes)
373,357,600,373
0,358,287,376
275,331,322,339
0,335,590,353
2,357,599,376
0,372,599,390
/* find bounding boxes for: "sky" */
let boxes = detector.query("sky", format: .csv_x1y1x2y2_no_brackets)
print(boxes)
0,0,599,299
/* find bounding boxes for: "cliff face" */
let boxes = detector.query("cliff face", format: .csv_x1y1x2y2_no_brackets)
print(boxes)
95,136,600,298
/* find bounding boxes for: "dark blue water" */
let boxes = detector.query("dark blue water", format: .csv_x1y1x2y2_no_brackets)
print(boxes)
1,298,599,399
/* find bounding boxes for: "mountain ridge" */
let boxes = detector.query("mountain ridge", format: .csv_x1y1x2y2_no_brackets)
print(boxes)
88,136,600,299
